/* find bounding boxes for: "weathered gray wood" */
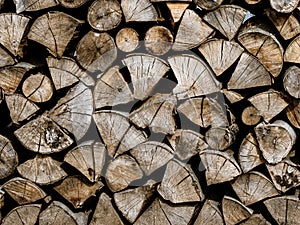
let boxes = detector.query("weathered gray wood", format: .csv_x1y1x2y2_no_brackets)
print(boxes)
0,46,15,67
194,200,224,225
270,0,299,13
0,135,18,180
121,0,157,22
13,0,58,13
283,66,300,98
284,35,300,63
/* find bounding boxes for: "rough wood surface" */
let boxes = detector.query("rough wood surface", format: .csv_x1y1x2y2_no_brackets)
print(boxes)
194,200,224,225
270,0,299,13
284,35,300,63
242,106,261,126
166,2,189,23
121,0,157,22
13,0,58,13
59,0,89,8
283,66,300,98
116,28,139,52
0,135,18,179
194,0,224,10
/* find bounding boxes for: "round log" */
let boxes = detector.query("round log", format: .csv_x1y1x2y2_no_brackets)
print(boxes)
241,106,261,126
270,0,299,13
59,0,89,8
116,28,139,52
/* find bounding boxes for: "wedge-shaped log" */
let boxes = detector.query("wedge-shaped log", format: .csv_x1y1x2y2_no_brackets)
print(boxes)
166,2,189,23
121,0,157,22
284,35,300,63
194,0,224,10
283,66,300,98
223,90,244,104
231,171,279,206
13,0,58,13
0,135,18,180
287,99,300,129
194,200,224,225
239,214,271,225
0,46,15,67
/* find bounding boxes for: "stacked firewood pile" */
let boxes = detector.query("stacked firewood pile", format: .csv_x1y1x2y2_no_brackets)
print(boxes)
0,0,299,224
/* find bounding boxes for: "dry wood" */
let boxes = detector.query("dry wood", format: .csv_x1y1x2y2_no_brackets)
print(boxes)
167,129,208,161
203,5,247,40
168,54,221,99
76,31,117,72
87,0,122,31
121,0,157,22
222,196,253,225
90,193,124,225
239,214,271,225
245,0,262,4
13,0,58,13
114,180,156,223
194,0,224,10
238,27,284,77
286,99,300,128
227,52,272,90
54,176,103,208
130,141,174,176
242,106,261,126
28,11,83,57
59,0,88,8
238,133,264,173
284,35,300,63
0,189,4,222
0,46,16,67
166,2,189,23
173,9,214,51
194,200,224,225
129,93,176,134
270,0,299,13
264,195,300,225
2,177,46,204
231,171,279,206
1,204,41,225
122,54,169,100
105,154,143,192
283,66,300,98
200,149,242,185
17,155,67,185
255,120,296,164
93,110,147,157
222,89,244,104
157,160,205,203
64,141,106,182
198,39,244,76
0,135,18,179
116,28,139,52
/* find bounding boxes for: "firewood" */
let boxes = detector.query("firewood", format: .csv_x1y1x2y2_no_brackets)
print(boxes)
198,39,244,76
2,177,47,204
222,196,253,225
264,195,300,225
122,54,169,100
227,52,272,90
286,99,300,128
200,149,242,185
116,28,140,52
1,204,41,225
93,110,147,157
157,160,205,203
105,154,143,192
54,176,103,208
0,189,4,222
203,5,247,40
129,93,176,134
238,26,284,77
0,46,16,67
194,200,224,225
0,135,18,179
166,2,189,23
58,0,88,8
28,11,83,58
283,66,300,98
121,0,157,22
46,57,94,90
255,120,296,164
173,9,214,51
114,180,156,223
245,0,262,4
93,66,133,109
130,141,174,176
238,133,264,173
239,214,271,225
242,106,261,126
167,129,208,161
87,0,122,31
168,54,221,99
64,141,106,182
17,155,67,185
231,171,279,206
222,89,244,104
270,0,299,13
284,35,300,63
90,193,124,225
13,0,58,13
194,0,224,10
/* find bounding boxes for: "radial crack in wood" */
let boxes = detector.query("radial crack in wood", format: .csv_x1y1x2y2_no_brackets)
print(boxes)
194,199,224,225
0,135,18,179
270,0,299,13
284,35,300,63
13,0,58,13
239,214,271,225
116,28,140,52
0,46,16,67
121,0,157,22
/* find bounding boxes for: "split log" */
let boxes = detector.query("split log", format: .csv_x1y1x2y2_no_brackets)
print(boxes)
222,196,253,225
203,5,247,40
270,0,299,13
166,2,189,23
264,196,300,225
0,135,18,179
194,200,224,225
130,141,174,176
122,54,169,100
198,39,244,76
168,54,221,99
157,160,205,203
59,0,89,8
167,129,208,161
284,35,300,63
76,31,117,73
114,180,156,223
17,155,67,185
194,0,224,10
0,189,4,222
231,171,279,206
64,141,106,182
242,106,261,126
105,154,143,192
239,214,271,225
121,0,157,22
245,0,262,4
28,11,83,57
13,0,58,13
238,133,264,173
286,99,300,128
116,28,140,52
93,66,133,109
87,0,122,31
129,93,176,134
1,204,41,225
0,46,16,67
173,9,214,51
255,120,296,164
222,90,244,104
54,176,104,208
248,89,288,122
144,26,173,55
93,110,147,157
283,66,300,98
2,177,47,204
200,149,242,185
5,94,39,124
